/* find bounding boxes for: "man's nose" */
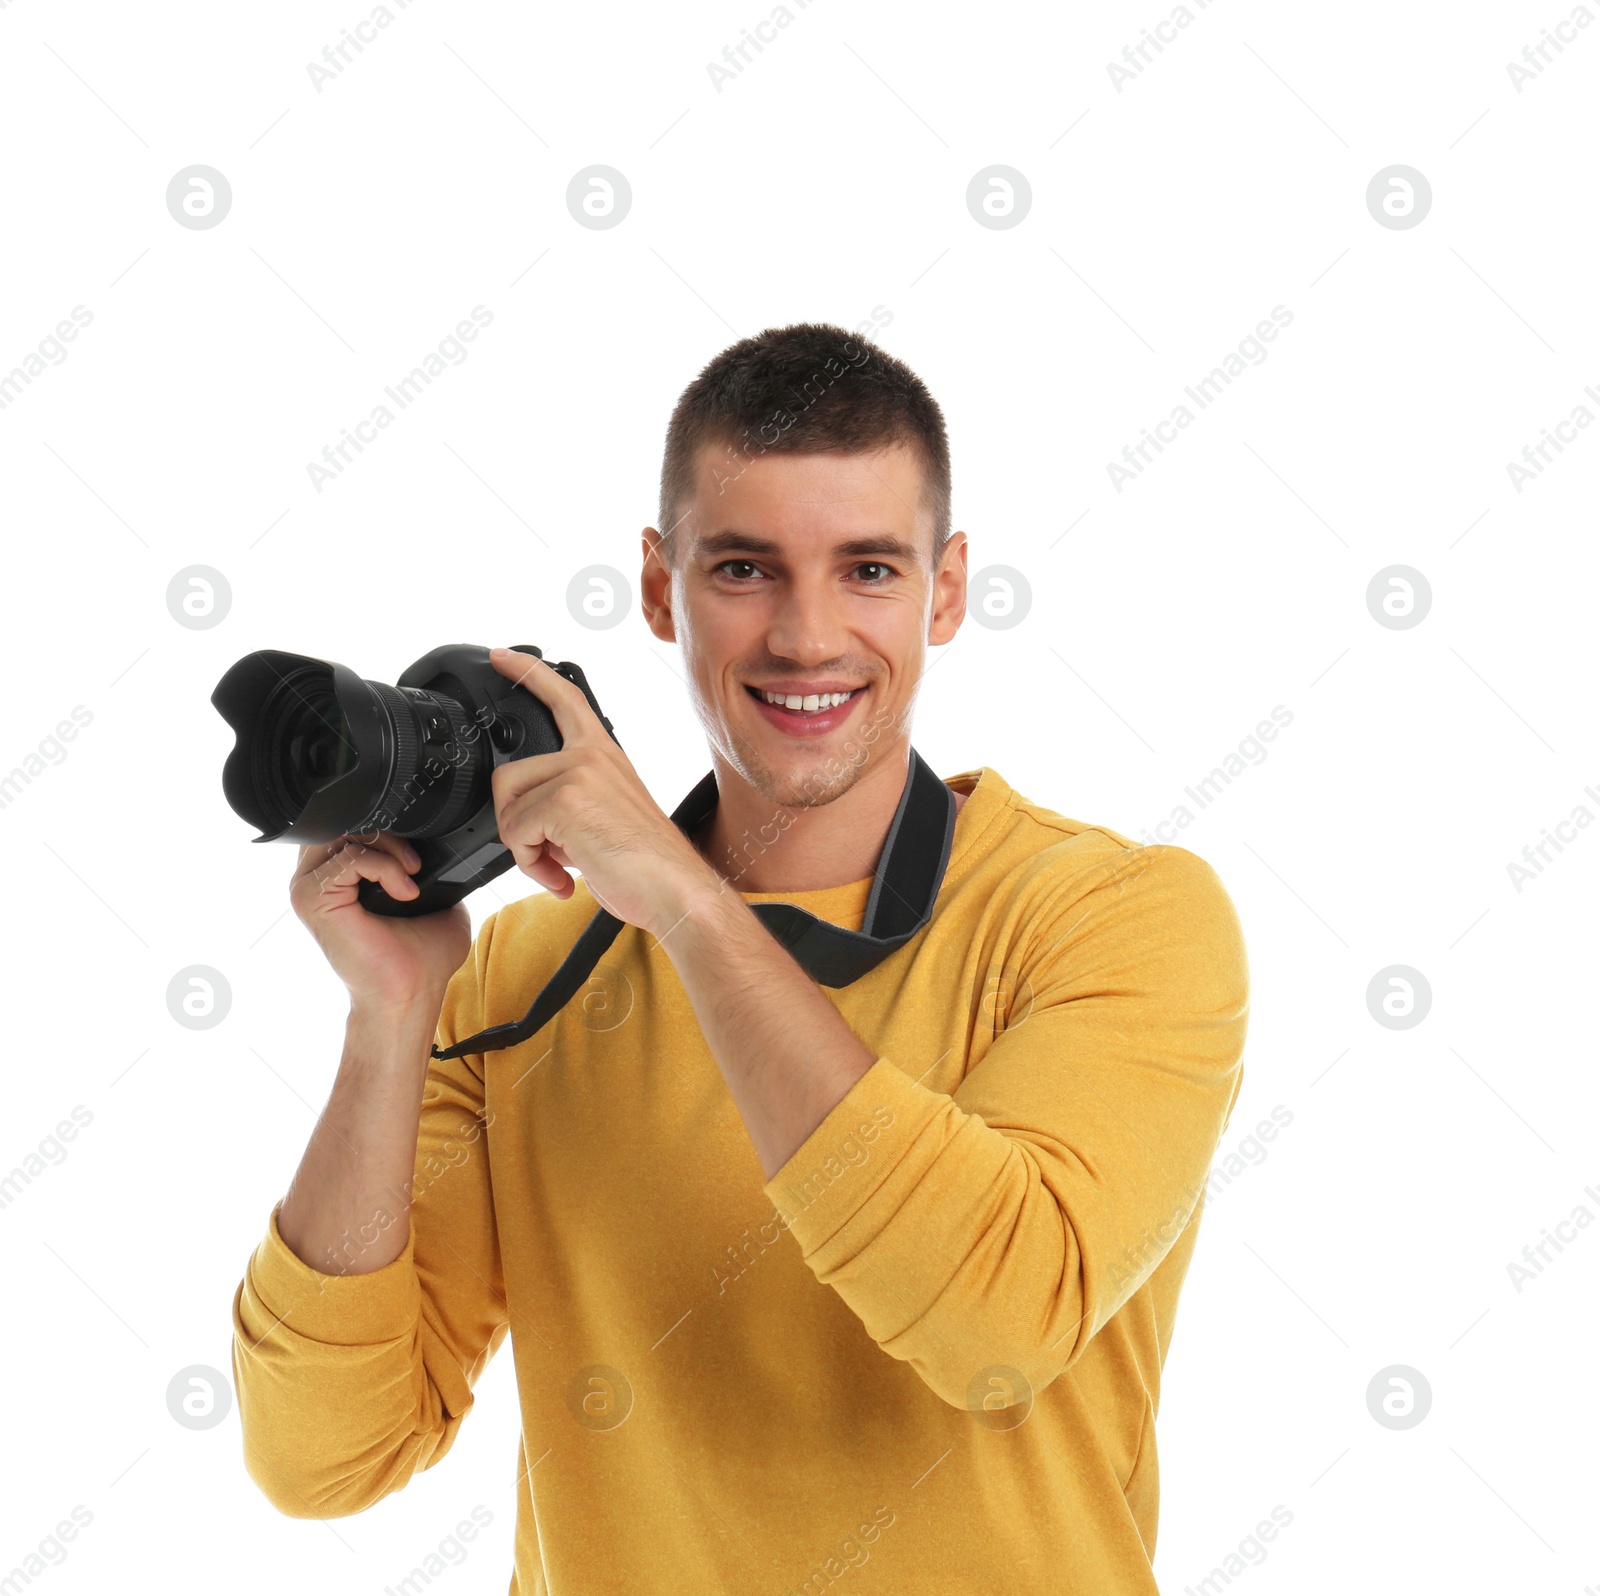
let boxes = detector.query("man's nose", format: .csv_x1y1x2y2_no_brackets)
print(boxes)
764,576,851,662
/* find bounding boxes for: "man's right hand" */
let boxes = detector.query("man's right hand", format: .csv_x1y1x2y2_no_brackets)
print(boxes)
291,831,472,1011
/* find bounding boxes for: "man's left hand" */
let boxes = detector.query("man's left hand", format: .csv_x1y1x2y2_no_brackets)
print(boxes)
486,647,720,937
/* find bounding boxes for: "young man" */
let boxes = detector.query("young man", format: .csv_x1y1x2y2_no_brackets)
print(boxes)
232,322,1250,1594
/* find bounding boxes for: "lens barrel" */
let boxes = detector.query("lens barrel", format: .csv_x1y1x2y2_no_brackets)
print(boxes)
211,650,490,844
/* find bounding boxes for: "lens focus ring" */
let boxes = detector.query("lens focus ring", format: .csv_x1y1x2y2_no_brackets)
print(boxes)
364,681,422,833
433,693,485,831
359,682,490,839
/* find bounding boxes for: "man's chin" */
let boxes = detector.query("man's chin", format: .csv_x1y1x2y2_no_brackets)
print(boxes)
733,744,866,811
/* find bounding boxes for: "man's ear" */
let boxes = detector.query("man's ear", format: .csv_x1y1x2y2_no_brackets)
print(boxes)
641,527,677,643
928,530,968,646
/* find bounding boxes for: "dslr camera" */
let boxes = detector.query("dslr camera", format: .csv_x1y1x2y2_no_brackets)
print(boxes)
211,643,615,917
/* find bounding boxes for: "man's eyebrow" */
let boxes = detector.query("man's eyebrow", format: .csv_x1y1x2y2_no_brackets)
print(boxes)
692,530,923,564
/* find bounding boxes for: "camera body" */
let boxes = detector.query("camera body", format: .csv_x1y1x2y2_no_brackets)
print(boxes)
211,642,617,917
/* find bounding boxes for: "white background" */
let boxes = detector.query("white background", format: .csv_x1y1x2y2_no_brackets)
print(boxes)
1,1,1596,1591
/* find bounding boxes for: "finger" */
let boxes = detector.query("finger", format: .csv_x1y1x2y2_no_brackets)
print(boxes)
293,829,420,882
356,829,422,868
486,784,571,893
293,839,358,884
490,774,600,884
488,746,570,820
488,647,597,747
518,845,574,897
301,838,420,904
318,839,419,902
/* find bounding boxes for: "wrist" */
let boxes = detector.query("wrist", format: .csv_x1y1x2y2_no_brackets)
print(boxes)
345,988,447,1036
646,865,743,947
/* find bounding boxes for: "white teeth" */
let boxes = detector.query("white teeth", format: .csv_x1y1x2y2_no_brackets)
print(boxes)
758,688,856,712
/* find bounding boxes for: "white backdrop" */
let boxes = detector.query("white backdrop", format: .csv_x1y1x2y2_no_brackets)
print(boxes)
2,1,1596,1591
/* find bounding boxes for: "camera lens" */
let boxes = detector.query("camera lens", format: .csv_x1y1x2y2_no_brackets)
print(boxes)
212,650,491,844
274,681,356,812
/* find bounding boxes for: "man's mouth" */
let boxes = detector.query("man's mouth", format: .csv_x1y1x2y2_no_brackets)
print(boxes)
744,685,864,717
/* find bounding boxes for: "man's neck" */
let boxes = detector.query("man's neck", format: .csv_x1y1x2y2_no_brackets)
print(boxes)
692,749,968,894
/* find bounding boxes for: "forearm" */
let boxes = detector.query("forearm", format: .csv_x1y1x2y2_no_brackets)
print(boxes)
276,993,447,1276
656,884,876,1180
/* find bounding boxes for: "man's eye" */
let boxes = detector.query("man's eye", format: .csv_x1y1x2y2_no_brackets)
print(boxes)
854,563,898,584
715,560,762,580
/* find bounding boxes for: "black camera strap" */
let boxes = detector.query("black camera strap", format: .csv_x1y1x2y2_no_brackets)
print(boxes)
430,748,957,1061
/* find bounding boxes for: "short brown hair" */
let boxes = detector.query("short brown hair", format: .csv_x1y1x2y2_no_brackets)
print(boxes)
656,321,951,572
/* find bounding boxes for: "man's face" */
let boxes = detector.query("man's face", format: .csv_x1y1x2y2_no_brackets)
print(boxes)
641,441,966,810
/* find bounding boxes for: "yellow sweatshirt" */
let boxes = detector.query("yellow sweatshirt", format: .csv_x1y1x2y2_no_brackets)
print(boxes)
232,764,1249,1594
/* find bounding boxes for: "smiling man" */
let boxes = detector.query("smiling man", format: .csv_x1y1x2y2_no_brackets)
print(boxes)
232,322,1250,1595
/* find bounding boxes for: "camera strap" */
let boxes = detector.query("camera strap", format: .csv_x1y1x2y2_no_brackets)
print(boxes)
430,747,957,1061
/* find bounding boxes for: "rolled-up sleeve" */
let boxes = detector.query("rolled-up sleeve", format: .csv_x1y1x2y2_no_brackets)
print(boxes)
231,912,511,1517
761,844,1249,1410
